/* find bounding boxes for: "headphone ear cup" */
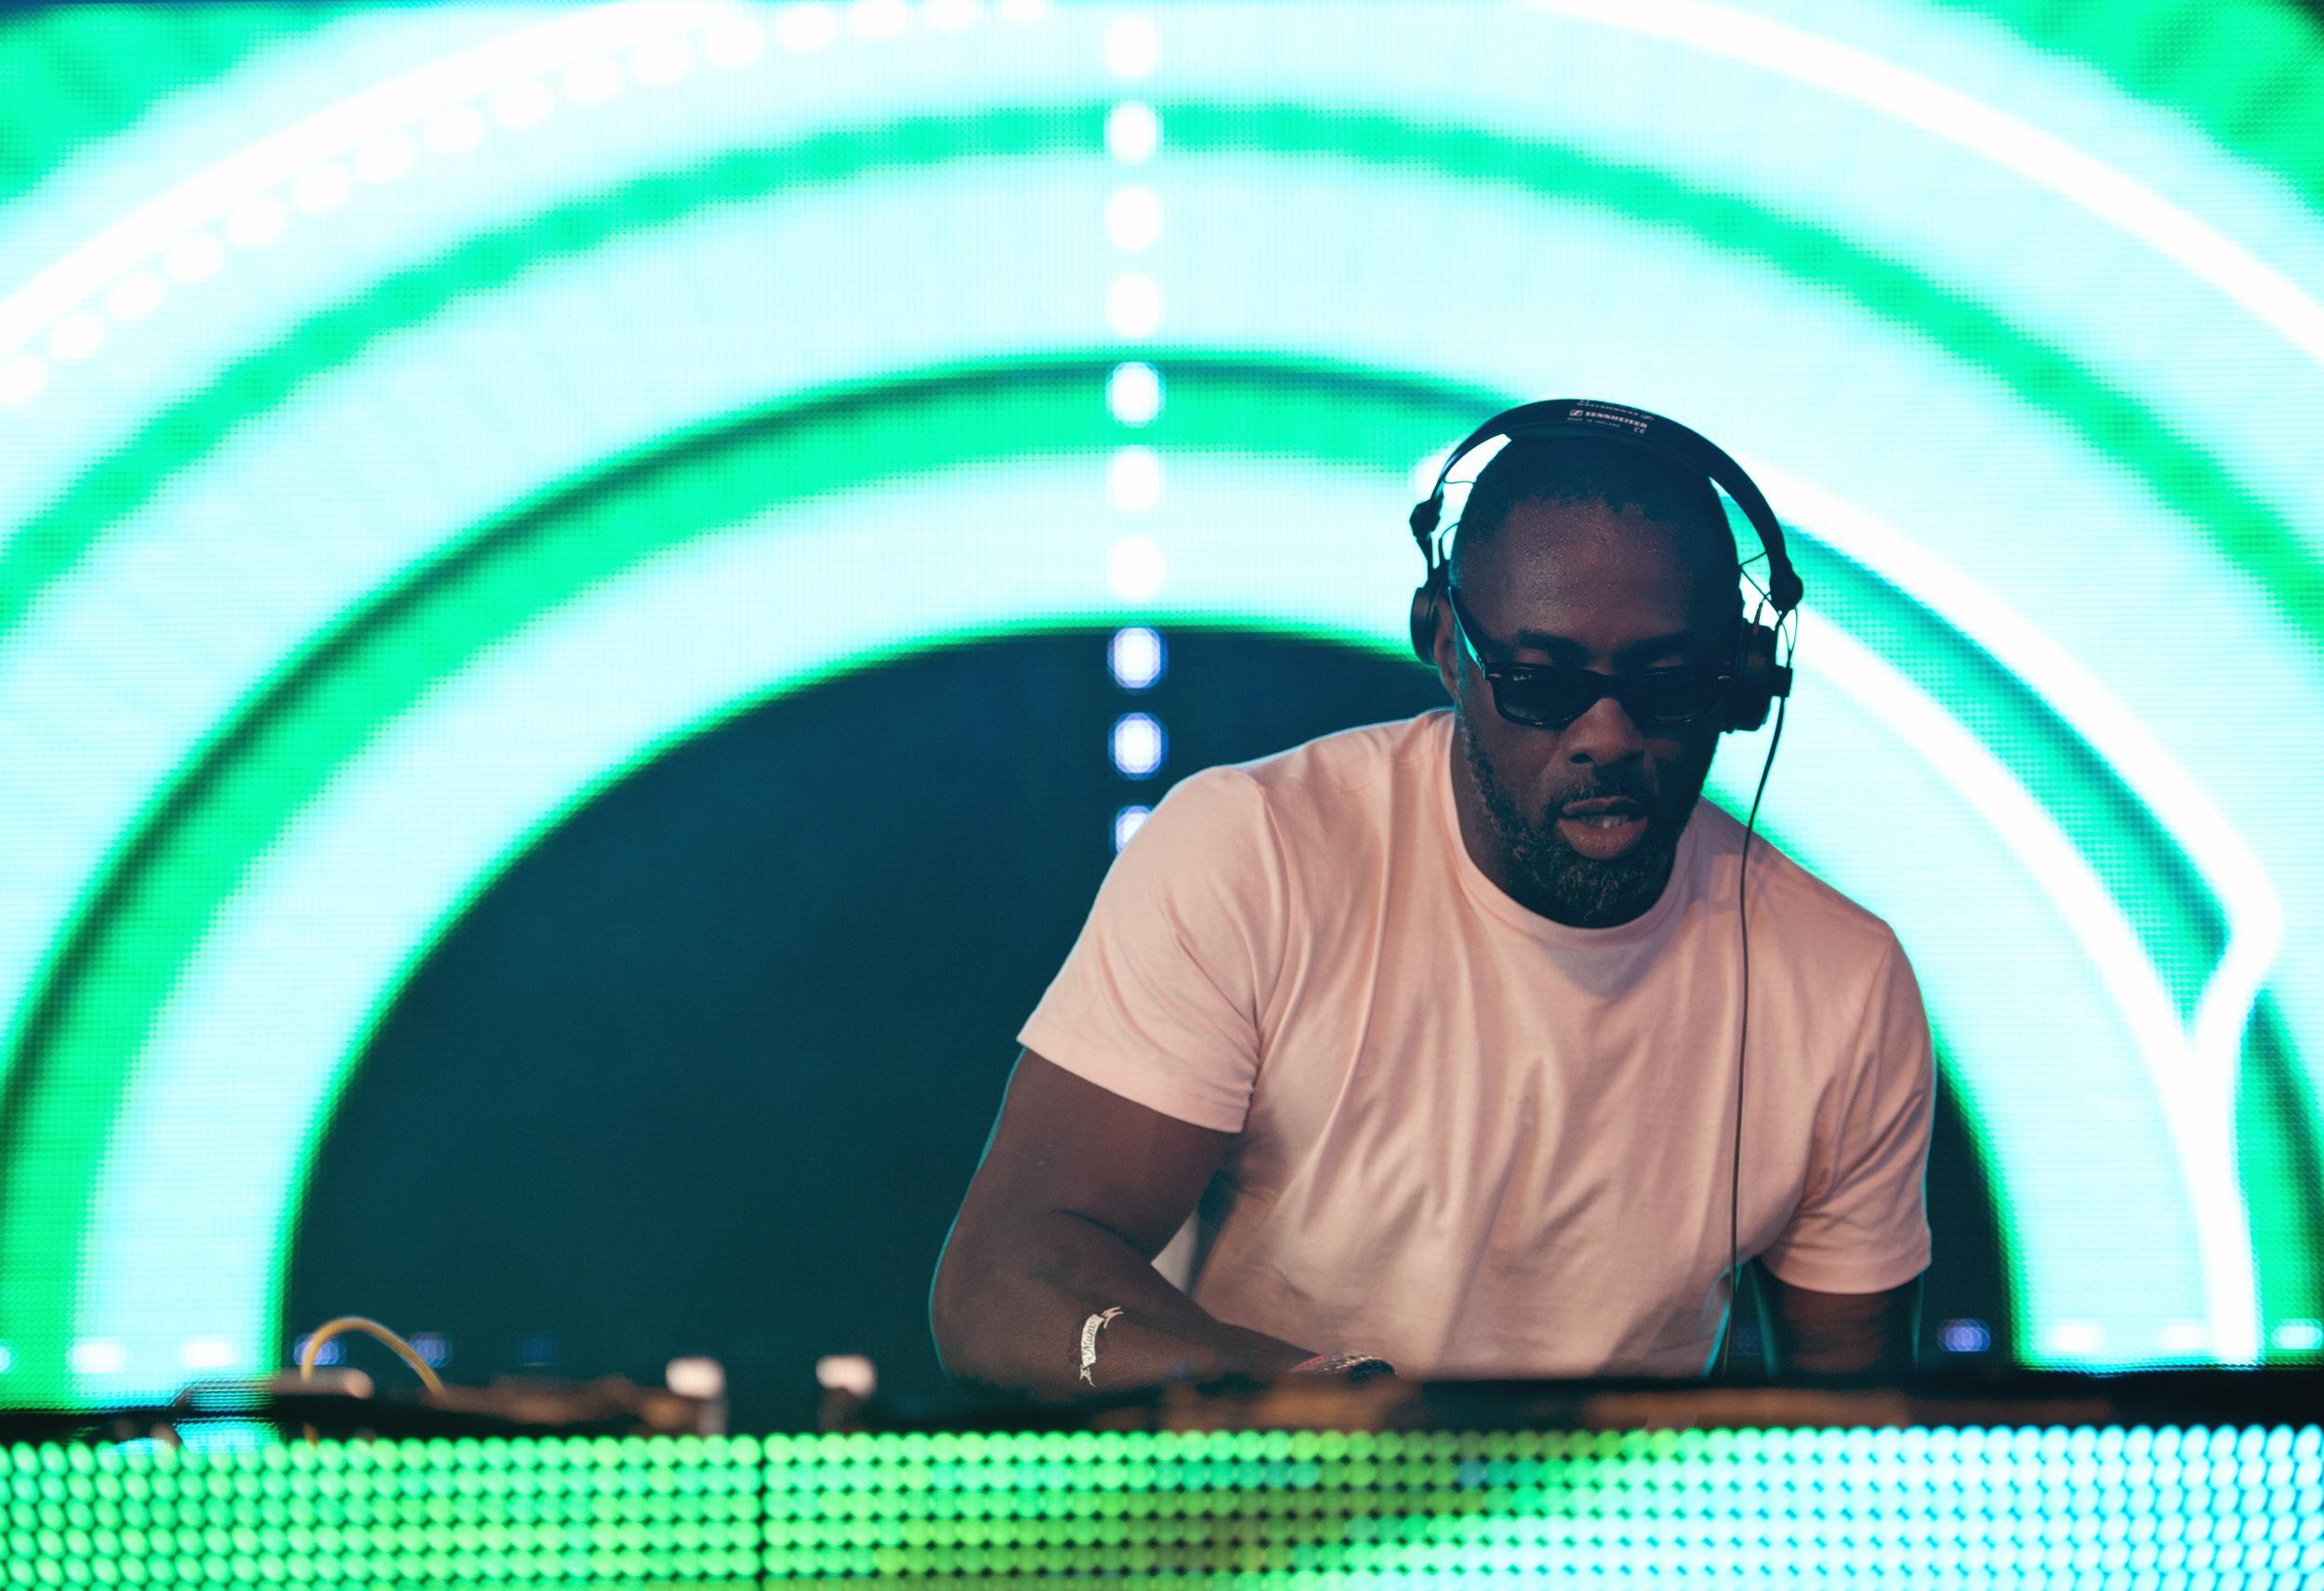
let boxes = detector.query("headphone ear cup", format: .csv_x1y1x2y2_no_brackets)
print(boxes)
1723,621,1787,732
1410,575,1444,667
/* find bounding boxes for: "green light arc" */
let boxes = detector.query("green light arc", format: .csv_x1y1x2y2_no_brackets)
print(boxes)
4,2,2321,222
1929,0,2324,209
2,99,2319,665
0,5,351,202
0,358,2307,1401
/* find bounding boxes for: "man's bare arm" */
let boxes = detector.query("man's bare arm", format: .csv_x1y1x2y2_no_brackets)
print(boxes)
1760,1266,1921,1378
930,1050,1314,1400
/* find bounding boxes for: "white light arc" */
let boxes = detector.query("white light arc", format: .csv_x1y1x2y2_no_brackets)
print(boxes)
1748,458,2286,1100
1525,0,2324,371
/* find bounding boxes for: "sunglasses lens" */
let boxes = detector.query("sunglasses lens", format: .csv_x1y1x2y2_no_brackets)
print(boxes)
1495,668,1601,728
1496,666,1725,729
1623,668,1726,727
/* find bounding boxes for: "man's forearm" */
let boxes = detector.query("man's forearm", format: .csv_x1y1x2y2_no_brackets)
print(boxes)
932,1210,1313,1400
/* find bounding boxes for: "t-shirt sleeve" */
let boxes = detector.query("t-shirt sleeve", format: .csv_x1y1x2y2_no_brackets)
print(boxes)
1016,768,1284,1133
1759,927,1936,1295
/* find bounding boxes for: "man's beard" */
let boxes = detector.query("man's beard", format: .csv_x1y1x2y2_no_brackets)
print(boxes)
1459,714,1696,928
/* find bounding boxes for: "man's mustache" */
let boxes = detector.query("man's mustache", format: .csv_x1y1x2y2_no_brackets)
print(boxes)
1543,769,1656,814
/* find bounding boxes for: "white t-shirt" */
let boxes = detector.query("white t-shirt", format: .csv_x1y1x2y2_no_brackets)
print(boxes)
1018,707,1934,1378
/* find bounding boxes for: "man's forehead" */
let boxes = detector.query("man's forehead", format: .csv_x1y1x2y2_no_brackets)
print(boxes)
1464,502,1734,653
1484,506,1713,598
1488,494,1710,560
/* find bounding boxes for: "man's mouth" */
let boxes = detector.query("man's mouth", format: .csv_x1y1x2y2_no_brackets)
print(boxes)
1553,797,1649,860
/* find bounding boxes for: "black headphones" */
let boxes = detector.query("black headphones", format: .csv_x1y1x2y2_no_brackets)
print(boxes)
1407,398,1802,732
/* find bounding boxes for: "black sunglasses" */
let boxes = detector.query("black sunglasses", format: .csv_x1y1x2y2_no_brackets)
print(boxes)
1443,583,1731,731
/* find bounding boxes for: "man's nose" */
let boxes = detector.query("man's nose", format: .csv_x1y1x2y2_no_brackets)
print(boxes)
1561,690,1646,763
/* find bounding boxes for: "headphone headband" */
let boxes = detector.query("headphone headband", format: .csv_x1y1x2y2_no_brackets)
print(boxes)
1406,398,1801,733
1409,398,1803,615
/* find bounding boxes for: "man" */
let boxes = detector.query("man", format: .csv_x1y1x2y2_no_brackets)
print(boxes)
931,408,1934,1398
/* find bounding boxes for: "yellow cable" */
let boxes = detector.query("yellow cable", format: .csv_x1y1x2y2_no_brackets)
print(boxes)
296,1315,445,1395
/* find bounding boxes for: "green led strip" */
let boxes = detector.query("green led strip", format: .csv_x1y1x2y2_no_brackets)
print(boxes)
0,6,354,204
1,1427,2318,1584
1,1433,766,1584
1933,0,2324,207
3,1,2321,217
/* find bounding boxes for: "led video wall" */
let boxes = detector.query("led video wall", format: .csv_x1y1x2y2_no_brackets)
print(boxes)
7,1427,2322,1584
1,0,2322,1415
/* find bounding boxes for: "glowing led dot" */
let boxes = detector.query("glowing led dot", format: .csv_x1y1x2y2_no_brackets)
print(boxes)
2272,1320,2323,1352
1109,626,1165,690
422,106,486,154
1103,13,1158,78
1107,534,1164,600
923,0,982,32
491,79,555,129
1938,1318,1992,1354
409,1333,449,1368
355,132,417,183
46,312,105,362
1104,184,1163,251
69,1340,126,1375
704,15,771,64
629,37,694,85
164,233,226,283
560,58,625,104
2047,1321,2105,1356
289,1334,344,1368
1113,806,1151,850
849,0,911,36
1111,714,1166,778
1106,361,1163,425
0,1343,13,1373
1107,446,1164,512
289,164,352,215
1105,100,1159,163
0,355,48,405
224,198,287,249
1105,272,1163,337
178,1338,235,1372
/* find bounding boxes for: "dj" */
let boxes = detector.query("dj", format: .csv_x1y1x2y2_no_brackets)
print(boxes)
932,401,1934,1397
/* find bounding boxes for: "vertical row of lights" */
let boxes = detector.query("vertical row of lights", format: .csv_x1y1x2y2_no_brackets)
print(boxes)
1101,16,1166,852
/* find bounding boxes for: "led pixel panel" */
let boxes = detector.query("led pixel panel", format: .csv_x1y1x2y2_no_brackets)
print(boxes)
5,1427,2323,1584
1,1434,766,1584
0,0,2320,1410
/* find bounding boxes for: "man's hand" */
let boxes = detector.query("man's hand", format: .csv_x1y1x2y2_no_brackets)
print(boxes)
1758,1266,1921,1378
